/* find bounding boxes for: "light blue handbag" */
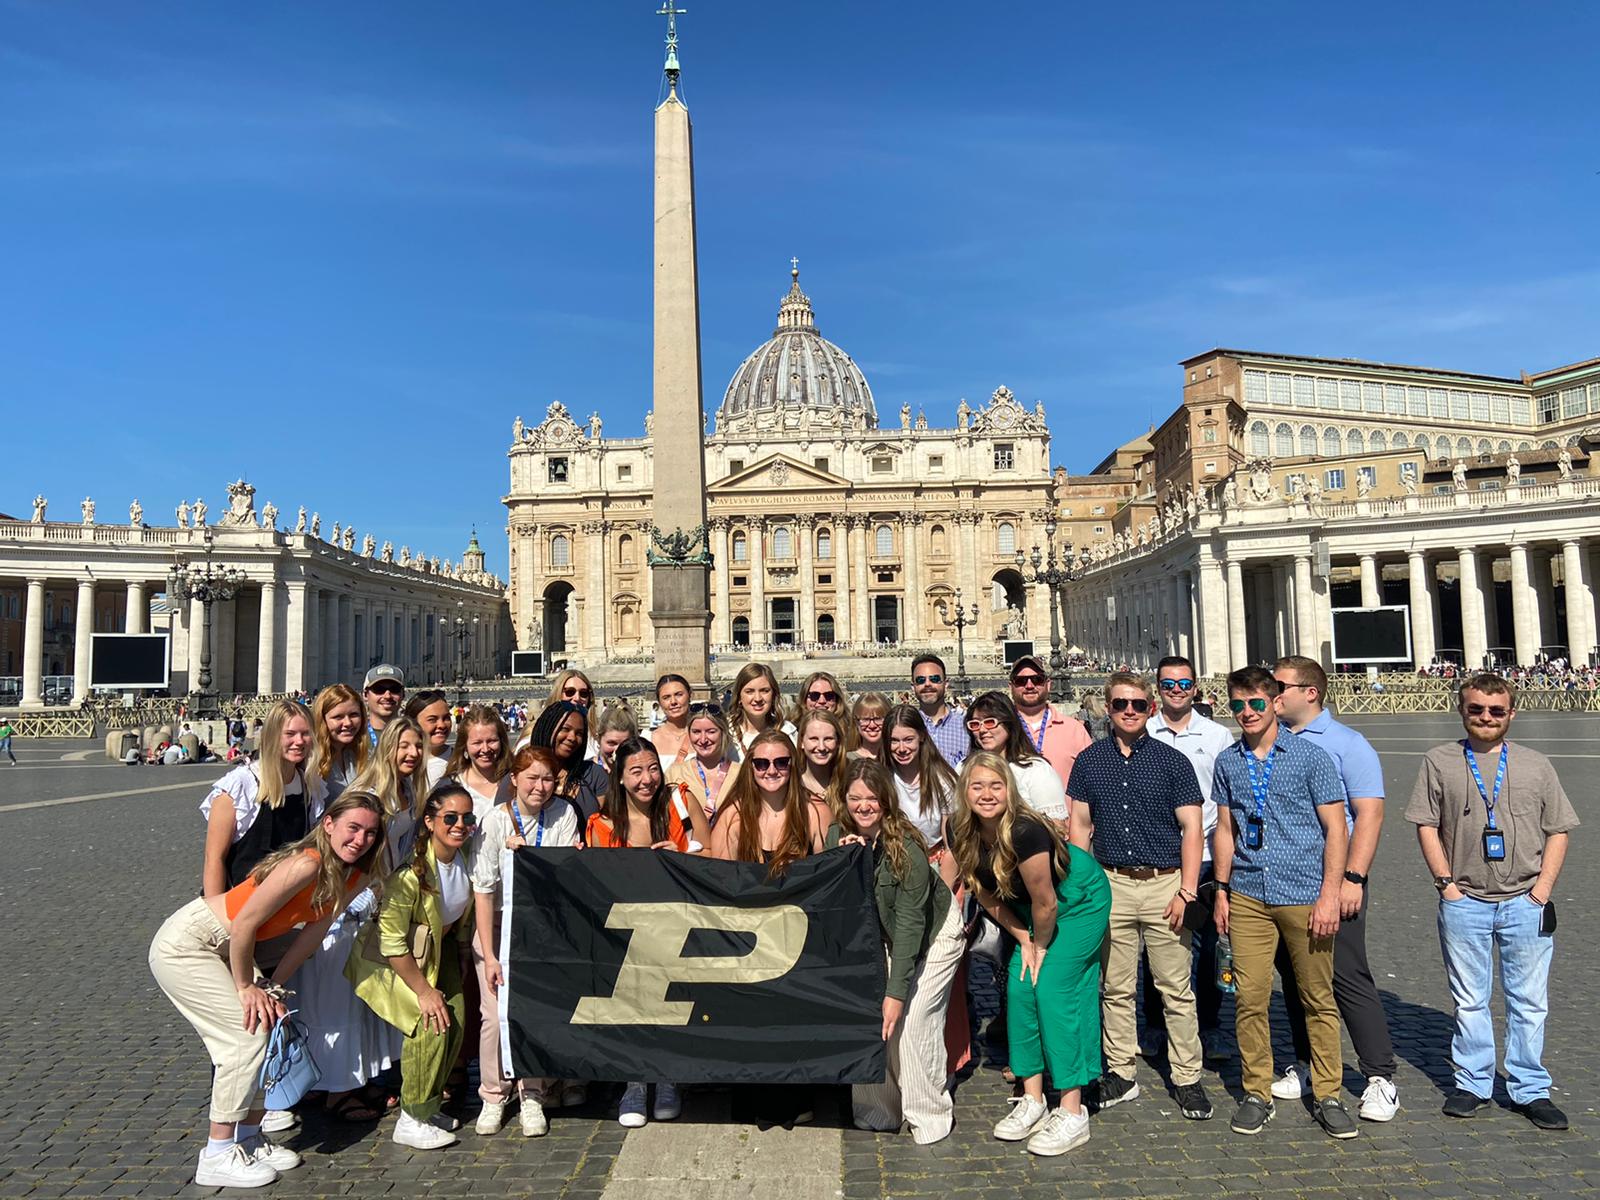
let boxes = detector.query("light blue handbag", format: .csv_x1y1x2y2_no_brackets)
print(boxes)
259,1010,322,1111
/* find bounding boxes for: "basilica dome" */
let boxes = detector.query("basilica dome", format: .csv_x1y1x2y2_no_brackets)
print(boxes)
716,268,877,433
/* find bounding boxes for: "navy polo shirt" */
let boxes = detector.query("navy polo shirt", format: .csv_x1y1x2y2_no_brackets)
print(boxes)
1067,734,1203,869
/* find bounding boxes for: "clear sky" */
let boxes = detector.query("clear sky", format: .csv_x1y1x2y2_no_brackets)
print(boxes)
4,1,1596,574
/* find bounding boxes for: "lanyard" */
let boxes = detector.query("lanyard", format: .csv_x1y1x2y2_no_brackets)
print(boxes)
695,759,722,807
1462,742,1507,831
1240,742,1278,821
511,799,547,846
1024,710,1049,754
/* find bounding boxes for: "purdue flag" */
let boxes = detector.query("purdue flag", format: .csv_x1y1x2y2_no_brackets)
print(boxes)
502,845,887,1085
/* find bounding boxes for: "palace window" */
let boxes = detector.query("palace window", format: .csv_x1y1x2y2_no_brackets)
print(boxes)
928,454,944,473
1491,394,1510,423
1363,382,1384,413
1324,469,1346,491
1392,431,1408,448
1268,372,1291,405
1385,384,1406,415
616,463,632,482
993,442,1015,470
550,534,571,567
1293,375,1315,408
1370,430,1387,452
871,455,893,473
548,457,569,483
1275,423,1294,457
1563,387,1587,418
771,526,793,559
997,522,1017,556
732,532,748,563
1299,426,1317,456
1415,435,1430,459
816,528,832,559
1324,428,1342,456
1408,386,1428,417
1456,436,1472,457
1348,429,1364,455
1536,393,1559,423
1471,392,1491,422
1244,371,1268,404
1341,381,1362,412
875,524,894,557
1250,421,1269,456
813,456,829,471
1317,379,1339,410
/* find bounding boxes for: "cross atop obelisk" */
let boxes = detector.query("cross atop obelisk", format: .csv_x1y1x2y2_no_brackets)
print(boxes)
647,2,713,691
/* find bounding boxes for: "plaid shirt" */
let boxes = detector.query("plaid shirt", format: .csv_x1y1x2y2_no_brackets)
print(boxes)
922,706,969,769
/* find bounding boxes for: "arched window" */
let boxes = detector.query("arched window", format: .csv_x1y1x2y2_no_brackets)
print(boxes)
1518,441,1532,451
1324,428,1342,457
732,616,750,647
1275,423,1294,457
1250,421,1270,455
1348,429,1364,455
551,533,570,567
1456,436,1472,458
816,527,832,559
771,526,793,558
1498,440,1512,453
1370,431,1387,452
930,524,948,555
1477,439,1492,457
875,524,894,557
732,531,748,563
618,533,634,566
816,613,835,644
997,521,1016,556
1392,432,1408,449
1299,426,1317,456
1414,435,1429,459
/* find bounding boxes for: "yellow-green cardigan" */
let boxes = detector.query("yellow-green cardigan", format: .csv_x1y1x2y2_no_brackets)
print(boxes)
345,841,475,1037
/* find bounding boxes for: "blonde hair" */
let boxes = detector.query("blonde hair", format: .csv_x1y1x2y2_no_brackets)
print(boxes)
948,750,1068,901
685,705,730,762
544,669,598,737
249,790,386,914
596,703,639,741
257,699,311,811
443,704,511,782
797,670,848,722
309,685,369,783
846,691,890,758
837,757,926,882
349,715,426,820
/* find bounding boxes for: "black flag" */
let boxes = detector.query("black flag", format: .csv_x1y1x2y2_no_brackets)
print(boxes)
503,845,887,1085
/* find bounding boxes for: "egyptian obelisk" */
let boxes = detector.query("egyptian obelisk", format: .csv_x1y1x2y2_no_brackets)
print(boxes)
647,4,713,691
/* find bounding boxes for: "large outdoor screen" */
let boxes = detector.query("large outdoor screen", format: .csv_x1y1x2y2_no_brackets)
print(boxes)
1330,606,1412,665
511,650,546,677
90,633,171,689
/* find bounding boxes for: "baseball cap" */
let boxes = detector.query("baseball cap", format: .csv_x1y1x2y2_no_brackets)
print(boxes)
1009,654,1049,680
364,664,404,691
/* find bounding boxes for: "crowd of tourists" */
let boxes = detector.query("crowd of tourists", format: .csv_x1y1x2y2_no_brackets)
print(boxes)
149,653,1575,1187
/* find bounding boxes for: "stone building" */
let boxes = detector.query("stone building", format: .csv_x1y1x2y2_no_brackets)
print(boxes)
504,269,1057,664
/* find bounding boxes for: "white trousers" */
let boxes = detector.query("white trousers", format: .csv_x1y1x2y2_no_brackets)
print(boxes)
852,899,966,1142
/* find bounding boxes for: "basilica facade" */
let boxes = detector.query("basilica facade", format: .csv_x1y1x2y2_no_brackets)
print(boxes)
503,269,1058,665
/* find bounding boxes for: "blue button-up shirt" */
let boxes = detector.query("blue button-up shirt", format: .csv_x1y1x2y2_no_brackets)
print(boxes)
1213,727,1345,906
1067,734,1203,869
1292,709,1385,832
922,706,969,769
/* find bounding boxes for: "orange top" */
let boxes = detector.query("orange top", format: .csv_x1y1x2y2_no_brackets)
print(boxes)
224,849,352,940
586,805,689,850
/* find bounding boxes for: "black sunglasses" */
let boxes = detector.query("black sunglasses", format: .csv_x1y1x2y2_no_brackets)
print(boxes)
688,702,723,716
367,682,402,697
913,673,944,685
1011,673,1047,686
806,690,838,702
1109,697,1151,714
751,756,792,772
439,811,478,829
1465,702,1510,718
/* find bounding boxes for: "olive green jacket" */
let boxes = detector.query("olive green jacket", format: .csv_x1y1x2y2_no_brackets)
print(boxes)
826,825,953,1001
345,841,475,1036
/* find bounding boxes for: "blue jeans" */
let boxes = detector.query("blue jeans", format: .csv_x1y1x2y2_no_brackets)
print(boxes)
1437,893,1554,1104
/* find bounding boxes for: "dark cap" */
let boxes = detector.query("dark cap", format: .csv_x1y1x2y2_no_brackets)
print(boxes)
1009,654,1049,680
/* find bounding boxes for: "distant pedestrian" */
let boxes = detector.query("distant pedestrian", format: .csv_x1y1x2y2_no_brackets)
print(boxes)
0,719,16,765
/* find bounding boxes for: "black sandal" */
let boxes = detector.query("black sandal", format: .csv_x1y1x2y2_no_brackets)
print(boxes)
325,1091,383,1122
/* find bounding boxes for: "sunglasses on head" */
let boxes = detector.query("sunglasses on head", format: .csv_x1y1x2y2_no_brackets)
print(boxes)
751,755,791,772
367,683,402,697
806,690,837,702
965,716,1003,732
439,811,478,829
913,673,943,685
688,702,723,716
1157,678,1195,692
1229,697,1271,714
1109,697,1151,714
1465,702,1510,718
1011,673,1046,686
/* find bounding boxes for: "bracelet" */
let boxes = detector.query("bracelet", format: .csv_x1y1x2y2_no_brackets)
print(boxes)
1177,888,1198,902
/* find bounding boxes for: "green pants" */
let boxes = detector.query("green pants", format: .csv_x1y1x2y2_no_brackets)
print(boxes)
400,928,467,1120
1007,844,1111,1092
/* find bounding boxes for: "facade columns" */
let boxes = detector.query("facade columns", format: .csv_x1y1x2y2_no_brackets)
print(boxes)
797,516,817,644
1225,558,1248,668
749,518,767,648
584,522,607,655
710,519,732,645
1359,553,1381,609
71,579,95,705
832,514,851,645
1407,551,1437,668
957,513,980,625
900,516,920,643
1562,539,1594,665
284,581,309,694
125,581,147,634
21,578,45,708
1458,547,1488,670
1196,556,1228,677
1508,543,1537,668
337,595,354,686
258,581,280,694
850,517,871,644
1293,554,1317,659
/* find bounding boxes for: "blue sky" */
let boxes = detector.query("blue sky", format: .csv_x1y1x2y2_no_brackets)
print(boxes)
3,1,1596,574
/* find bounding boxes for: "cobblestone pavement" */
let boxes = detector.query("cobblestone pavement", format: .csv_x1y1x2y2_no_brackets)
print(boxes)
1,716,1596,1198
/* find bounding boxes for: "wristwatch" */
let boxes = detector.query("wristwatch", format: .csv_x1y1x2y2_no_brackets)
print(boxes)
1344,869,1369,885
1214,880,1232,895
1433,875,1455,893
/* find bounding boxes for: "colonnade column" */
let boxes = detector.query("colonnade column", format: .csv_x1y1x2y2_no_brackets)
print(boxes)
797,515,817,644
283,581,308,693
188,597,206,690
1532,551,1557,657
1174,571,1193,659
337,595,353,686
710,519,732,645
832,514,851,645
1196,556,1228,677
1407,551,1436,667
748,518,767,648
1508,543,1537,668
258,581,280,694
1225,558,1248,668
1270,564,1290,661
1293,554,1317,658
303,587,321,691
320,594,337,691
20,579,45,708
1458,547,1487,671
71,579,95,705
900,515,920,643
125,581,147,634
850,517,871,644
1359,553,1382,609
1562,539,1594,665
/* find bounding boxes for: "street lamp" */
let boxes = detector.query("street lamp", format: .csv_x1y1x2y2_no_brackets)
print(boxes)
1015,517,1080,701
937,588,976,697
443,601,478,703
167,527,244,712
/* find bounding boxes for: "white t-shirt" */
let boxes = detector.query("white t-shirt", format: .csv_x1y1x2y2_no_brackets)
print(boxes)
1010,757,1068,821
436,853,472,926
471,797,581,896
893,772,948,846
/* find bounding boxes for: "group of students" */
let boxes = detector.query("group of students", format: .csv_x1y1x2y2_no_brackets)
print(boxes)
149,651,1575,1187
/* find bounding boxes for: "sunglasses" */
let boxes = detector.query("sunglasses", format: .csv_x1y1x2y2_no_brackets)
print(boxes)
1229,697,1271,714
439,811,478,829
1011,674,1046,686
1157,679,1195,692
561,686,593,701
688,702,723,716
1274,679,1314,692
806,690,837,703
965,716,1003,732
751,756,792,772
367,683,402,697
913,674,944,685
1109,697,1151,714
1465,702,1510,718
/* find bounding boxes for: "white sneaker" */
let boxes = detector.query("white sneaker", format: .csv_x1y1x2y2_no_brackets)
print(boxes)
618,1082,648,1128
519,1099,549,1137
993,1093,1049,1141
1026,1108,1091,1157
194,1144,277,1189
1270,1062,1310,1100
242,1135,302,1172
260,1109,299,1134
1359,1076,1399,1122
393,1110,458,1150
652,1083,682,1121
475,1100,507,1135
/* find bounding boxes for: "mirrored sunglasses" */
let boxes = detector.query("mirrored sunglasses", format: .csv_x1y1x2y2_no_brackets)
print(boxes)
1228,697,1270,714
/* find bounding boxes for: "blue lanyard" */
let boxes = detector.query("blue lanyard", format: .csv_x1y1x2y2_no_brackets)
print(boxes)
1240,742,1278,821
1462,742,1507,831
511,799,546,846
1025,710,1049,754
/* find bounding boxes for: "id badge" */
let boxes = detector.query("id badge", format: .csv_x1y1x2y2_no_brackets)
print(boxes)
1245,814,1265,851
1482,828,1506,862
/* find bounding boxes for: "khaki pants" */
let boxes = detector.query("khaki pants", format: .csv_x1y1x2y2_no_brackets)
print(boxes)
1101,870,1201,1085
148,897,268,1123
471,912,545,1103
1230,892,1340,1102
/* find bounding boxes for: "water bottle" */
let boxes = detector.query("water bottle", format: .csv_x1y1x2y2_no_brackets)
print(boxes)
1215,934,1237,994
